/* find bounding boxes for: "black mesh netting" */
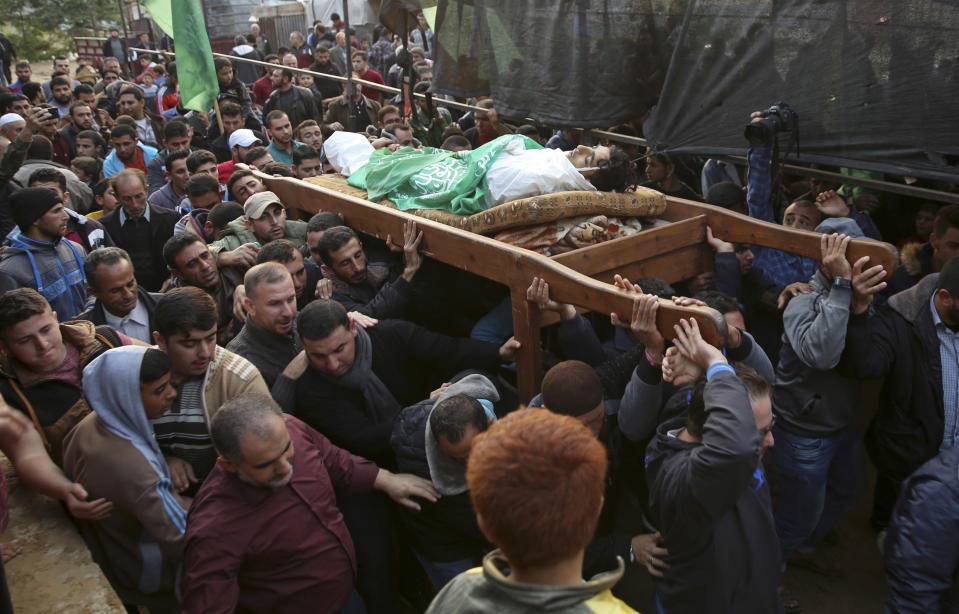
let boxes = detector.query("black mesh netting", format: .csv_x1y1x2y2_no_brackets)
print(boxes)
428,0,959,181
430,0,670,128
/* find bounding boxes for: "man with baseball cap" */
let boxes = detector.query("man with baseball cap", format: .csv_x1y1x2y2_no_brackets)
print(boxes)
0,113,24,141
230,128,261,153
209,191,308,271
216,128,262,187
0,187,87,320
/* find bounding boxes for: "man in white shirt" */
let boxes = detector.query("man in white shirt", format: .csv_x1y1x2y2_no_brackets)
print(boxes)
76,247,163,343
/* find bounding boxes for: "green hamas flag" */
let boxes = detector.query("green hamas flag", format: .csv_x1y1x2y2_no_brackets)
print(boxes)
142,0,217,112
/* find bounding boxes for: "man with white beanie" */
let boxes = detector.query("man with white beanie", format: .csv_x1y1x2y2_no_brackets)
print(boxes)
0,113,24,141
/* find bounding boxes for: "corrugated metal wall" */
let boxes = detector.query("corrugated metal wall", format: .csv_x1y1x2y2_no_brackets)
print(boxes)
267,13,309,49
252,3,308,52
202,0,260,41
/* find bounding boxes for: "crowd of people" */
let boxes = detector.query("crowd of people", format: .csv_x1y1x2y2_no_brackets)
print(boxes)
0,10,954,614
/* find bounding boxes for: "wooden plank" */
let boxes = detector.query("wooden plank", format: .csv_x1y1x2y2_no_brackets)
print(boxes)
262,176,730,401
509,285,542,403
589,243,712,286
663,197,898,277
551,216,708,277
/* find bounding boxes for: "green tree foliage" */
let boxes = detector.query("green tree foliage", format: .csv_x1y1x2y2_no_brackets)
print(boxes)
0,0,119,62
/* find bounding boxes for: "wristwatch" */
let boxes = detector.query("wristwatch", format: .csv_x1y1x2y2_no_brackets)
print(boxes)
833,277,852,290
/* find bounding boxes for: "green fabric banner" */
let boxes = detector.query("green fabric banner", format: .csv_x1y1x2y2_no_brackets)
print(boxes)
141,0,172,38
142,0,217,112
349,135,541,215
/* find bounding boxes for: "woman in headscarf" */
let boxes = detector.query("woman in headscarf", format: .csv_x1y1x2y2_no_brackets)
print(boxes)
63,346,187,613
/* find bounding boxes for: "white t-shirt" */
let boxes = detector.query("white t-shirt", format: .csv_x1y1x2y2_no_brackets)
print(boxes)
485,136,595,208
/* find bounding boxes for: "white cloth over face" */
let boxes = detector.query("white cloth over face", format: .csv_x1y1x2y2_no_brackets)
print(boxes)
423,373,500,496
82,345,171,480
324,130,376,176
484,137,596,208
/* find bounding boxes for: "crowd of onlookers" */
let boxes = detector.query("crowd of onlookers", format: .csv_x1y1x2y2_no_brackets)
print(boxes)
0,9,955,614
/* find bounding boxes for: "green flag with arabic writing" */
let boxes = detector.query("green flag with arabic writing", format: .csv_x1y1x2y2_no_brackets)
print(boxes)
142,0,217,112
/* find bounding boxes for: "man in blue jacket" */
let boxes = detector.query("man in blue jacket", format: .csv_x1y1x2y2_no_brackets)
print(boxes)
883,444,959,613
0,188,87,320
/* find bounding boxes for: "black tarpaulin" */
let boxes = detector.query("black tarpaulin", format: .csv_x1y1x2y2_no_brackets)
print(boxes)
431,0,959,182
378,0,423,36
643,0,959,182
430,0,669,128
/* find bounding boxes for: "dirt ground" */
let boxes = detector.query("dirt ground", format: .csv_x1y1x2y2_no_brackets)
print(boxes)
0,460,125,613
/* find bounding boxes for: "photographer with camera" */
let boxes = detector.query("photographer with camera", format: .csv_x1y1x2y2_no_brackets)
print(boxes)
744,105,821,289
745,106,882,288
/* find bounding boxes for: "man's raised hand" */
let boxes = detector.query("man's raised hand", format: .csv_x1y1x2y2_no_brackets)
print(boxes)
662,346,703,386
498,337,521,362
388,220,424,282
671,318,726,372
219,243,260,269
851,256,887,314
526,277,576,321
820,233,852,280
348,311,378,329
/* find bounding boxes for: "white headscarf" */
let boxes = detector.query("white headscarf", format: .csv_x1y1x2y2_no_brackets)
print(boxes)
83,346,171,480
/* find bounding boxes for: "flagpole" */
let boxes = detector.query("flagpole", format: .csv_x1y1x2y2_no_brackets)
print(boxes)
213,97,224,135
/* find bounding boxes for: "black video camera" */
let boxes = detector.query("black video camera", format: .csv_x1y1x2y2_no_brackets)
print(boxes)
744,102,797,146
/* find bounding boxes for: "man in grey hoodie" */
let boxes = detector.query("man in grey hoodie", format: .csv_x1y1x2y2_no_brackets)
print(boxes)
230,35,263,86
771,219,879,576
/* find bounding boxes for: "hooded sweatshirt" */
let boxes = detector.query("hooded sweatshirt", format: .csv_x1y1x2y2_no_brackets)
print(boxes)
773,269,859,436
0,233,87,320
390,374,497,562
644,370,782,614
426,550,636,613
230,44,262,86
62,346,189,602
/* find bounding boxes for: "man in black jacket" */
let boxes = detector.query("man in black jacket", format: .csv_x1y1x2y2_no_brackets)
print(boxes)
214,58,253,121
840,255,957,531
645,319,780,614
225,262,299,388
263,68,318,132
287,299,517,467
76,247,162,343
285,300,515,613
100,169,178,291
316,223,421,320
308,44,344,101
101,30,128,69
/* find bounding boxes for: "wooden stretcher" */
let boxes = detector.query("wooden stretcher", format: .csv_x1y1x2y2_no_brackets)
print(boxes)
260,174,897,402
